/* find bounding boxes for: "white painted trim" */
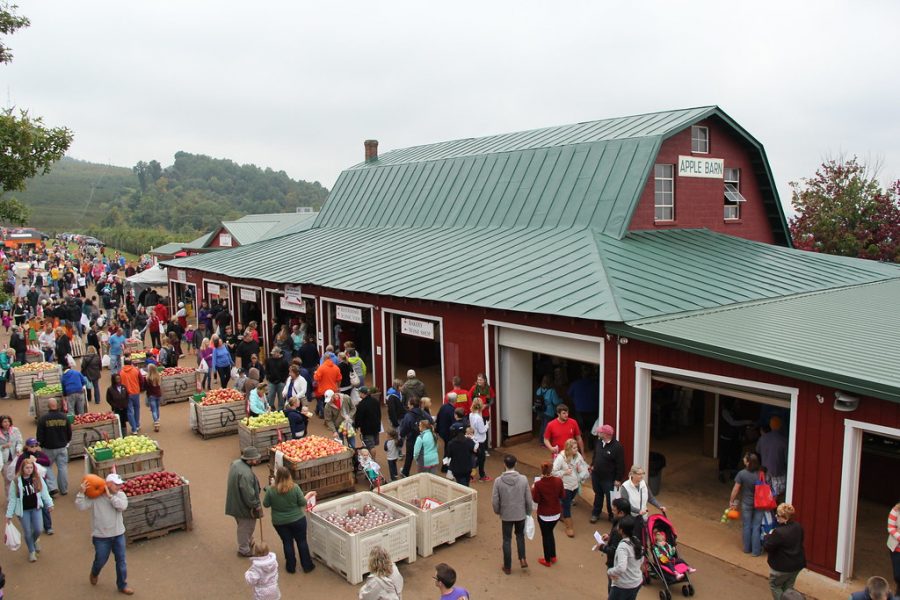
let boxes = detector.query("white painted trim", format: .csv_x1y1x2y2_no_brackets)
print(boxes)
651,374,791,407
320,298,377,390
483,319,604,345
384,308,444,401
202,277,229,300
616,342,622,436
379,307,387,394
835,419,900,581
318,296,374,310
492,327,500,446
633,361,798,503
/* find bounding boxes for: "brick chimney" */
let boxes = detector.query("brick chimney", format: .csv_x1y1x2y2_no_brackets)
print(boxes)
364,139,379,163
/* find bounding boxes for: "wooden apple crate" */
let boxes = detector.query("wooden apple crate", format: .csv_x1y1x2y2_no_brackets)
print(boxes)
268,447,355,499
30,391,64,421
12,365,61,399
238,421,291,462
124,477,193,544
124,339,144,354
25,352,43,364
307,491,416,584
69,417,122,458
87,444,164,480
191,400,247,439
160,371,196,405
379,473,478,557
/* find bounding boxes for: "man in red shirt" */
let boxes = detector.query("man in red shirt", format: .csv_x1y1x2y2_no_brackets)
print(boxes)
543,404,583,456
446,376,470,414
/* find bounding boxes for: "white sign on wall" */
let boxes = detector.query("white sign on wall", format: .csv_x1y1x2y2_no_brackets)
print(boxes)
678,155,724,179
284,285,303,304
335,305,363,323
280,297,306,313
240,288,257,302
207,283,220,296
176,269,186,283
400,317,435,340
219,233,233,247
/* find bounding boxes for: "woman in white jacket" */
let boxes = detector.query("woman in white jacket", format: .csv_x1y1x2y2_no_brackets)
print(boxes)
619,464,666,521
607,515,644,600
551,438,589,538
359,546,403,600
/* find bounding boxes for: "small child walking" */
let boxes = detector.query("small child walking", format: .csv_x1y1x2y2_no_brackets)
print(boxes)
383,429,400,481
245,541,281,600
184,325,195,354
1,310,10,332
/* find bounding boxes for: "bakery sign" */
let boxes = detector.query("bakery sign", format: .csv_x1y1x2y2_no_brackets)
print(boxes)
400,317,435,340
280,297,305,313
678,156,724,179
335,305,363,323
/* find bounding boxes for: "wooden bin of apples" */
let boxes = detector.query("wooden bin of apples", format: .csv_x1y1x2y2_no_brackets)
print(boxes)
190,388,247,439
160,367,197,405
307,491,417,584
69,412,123,458
85,435,164,480
30,384,64,420
25,349,43,364
124,338,144,354
11,362,62,399
268,436,355,500
238,412,291,462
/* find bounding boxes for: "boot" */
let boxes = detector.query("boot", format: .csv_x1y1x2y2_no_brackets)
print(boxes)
154,422,160,432
563,517,574,538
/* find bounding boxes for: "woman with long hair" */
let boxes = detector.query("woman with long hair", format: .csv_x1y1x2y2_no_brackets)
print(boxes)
198,337,213,390
532,461,565,567
211,334,234,388
551,438,589,538
413,420,440,474
358,545,404,600
607,515,644,599
145,364,162,432
262,466,316,574
0,414,23,491
730,451,768,557
470,400,490,482
5,457,54,562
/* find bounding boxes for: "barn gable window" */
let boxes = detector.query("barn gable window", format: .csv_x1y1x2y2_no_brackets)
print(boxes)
691,126,709,154
654,164,675,222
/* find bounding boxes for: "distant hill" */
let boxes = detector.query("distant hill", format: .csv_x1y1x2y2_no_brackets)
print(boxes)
9,153,329,236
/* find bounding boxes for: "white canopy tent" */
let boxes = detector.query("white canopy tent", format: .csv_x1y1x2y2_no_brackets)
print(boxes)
126,266,168,293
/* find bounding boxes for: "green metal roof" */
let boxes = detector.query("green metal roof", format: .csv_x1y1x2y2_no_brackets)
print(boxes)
149,242,185,255
164,227,900,323
183,231,214,249
315,106,789,244
219,213,318,246
607,279,900,403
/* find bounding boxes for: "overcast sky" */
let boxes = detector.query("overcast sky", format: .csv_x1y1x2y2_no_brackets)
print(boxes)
4,0,899,211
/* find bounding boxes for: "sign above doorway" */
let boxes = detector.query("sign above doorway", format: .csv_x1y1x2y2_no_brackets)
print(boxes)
336,305,363,323
400,317,434,340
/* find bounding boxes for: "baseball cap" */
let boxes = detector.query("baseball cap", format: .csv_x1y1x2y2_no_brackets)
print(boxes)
25,437,39,447
106,473,124,485
598,424,614,436
406,369,416,378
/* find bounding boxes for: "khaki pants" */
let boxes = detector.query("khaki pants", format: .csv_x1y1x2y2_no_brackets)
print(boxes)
235,517,257,556
768,569,800,599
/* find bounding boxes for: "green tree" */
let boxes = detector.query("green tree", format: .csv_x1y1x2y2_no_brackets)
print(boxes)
789,157,900,262
0,3,73,224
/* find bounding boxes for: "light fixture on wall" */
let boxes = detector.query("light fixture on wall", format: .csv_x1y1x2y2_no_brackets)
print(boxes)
833,391,860,412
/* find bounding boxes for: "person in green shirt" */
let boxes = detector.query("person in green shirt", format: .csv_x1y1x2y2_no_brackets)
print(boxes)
263,466,316,574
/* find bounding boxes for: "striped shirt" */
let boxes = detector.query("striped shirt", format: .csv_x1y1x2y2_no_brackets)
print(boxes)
889,504,900,552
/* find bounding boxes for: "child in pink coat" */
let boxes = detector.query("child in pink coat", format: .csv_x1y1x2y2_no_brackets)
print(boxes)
244,541,281,600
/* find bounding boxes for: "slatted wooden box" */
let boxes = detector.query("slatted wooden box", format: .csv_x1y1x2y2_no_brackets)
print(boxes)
307,491,416,584
160,371,195,405
238,421,291,462
379,473,478,557
191,400,246,439
87,443,164,480
69,416,122,458
11,364,61,399
31,391,64,421
268,447,355,499
124,339,144,354
124,477,193,544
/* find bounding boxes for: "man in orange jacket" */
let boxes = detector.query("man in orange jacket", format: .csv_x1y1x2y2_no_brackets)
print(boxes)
118,356,145,435
313,354,341,418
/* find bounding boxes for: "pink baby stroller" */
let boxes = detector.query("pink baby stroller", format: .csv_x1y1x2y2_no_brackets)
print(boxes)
644,513,696,598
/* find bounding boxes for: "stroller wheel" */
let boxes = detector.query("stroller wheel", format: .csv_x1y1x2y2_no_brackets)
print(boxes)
689,584,696,596
682,585,690,597
659,591,672,600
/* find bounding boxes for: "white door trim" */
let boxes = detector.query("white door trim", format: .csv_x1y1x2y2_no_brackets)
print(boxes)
633,362,799,503
835,419,900,581
383,308,444,399
320,298,377,389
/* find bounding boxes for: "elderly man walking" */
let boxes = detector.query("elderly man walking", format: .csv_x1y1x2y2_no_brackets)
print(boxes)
36,398,71,495
226,447,263,557
492,454,534,575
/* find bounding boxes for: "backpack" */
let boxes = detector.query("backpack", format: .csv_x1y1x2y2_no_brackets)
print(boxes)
533,388,546,414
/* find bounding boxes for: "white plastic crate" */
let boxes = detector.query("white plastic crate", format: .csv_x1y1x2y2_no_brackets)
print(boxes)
307,491,416,584
379,472,477,557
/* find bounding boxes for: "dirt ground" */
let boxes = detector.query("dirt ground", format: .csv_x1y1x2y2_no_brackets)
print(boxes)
0,338,858,599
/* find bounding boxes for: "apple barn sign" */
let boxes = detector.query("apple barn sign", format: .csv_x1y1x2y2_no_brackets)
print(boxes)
678,155,724,178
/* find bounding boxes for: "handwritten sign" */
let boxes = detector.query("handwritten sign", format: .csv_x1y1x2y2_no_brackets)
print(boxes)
239,288,257,302
284,285,302,304
207,283,220,296
400,317,435,340
678,155,724,179
335,305,363,323
280,297,305,313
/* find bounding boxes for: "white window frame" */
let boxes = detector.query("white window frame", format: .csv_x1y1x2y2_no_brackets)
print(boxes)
724,167,741,220
691,125,709,154
654,164,675,222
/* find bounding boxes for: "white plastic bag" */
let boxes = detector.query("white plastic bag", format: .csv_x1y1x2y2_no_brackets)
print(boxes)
524,515,535,541
101,354,111,368
5,520,21,551
609,485,621,503
196,359,209,374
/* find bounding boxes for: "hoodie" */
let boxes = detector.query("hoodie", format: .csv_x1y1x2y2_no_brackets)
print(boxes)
491,469,534,522
244,551,281,600
358,565,404,600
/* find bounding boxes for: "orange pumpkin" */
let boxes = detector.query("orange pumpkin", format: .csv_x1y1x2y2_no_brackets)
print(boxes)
727,508,740,520
82,474,107,498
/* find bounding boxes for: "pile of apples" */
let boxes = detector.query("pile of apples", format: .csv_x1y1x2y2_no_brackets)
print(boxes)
35,384,63,397
74,412,117,425
87,435,157,460
161,367,195,376
121,471,185,497
322,504,397,534
274,436,346,462
13,362,57,373
130,352,147,360
244,412,288,428
200,388,244,405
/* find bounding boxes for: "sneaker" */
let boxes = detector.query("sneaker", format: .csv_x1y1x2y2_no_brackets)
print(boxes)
520,559,528,569
538,558,552,567
154,422,160,432
119,587,135,595
589,515,599,523
28,551,37,562
35,540,41,553
90,572,98,585
551,557,557,564
484,451,490,457
49,489,59,497
60,491,68,496
689,567,697,573
479,476,493,482
46,528,54,535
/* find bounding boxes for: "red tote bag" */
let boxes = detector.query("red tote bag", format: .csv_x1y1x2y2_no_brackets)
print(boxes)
754,471,777,510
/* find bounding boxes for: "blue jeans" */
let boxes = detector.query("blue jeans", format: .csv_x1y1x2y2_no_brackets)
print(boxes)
19,508,43,553
266,382,284,410
147,395,160,423
539,414,553,440
127,393,141,432
742,504,765,556
273,517,314,573
92,533,128,591
44,446,68,494
561,488,577,518
110,354,122,375
89,378,102,404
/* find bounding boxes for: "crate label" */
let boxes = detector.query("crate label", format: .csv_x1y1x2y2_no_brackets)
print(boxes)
218,406,239,428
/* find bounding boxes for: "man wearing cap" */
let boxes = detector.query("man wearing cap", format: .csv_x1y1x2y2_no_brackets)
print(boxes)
175,301,188,331
353,386,382,454
226,447,263,557
76,472,133,595
36,398,71,495
402,369,426,402
590,423,625,523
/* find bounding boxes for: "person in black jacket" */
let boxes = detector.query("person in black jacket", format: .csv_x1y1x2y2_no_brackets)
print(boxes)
765,503,806,599
36,398,72,495
597,498,631,592
9,326,27,364
446,428,477,487
235,332,260,370
399,398,432,477
353,387,382,454
54,327,72,369
297,337,319,373
590,424,626,523
265,347,288,411
81,346,103,404
86,321,101,354
283,397,309,439
106,374,130,438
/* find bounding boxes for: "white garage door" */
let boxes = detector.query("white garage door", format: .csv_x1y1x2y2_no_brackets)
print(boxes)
498,327,602,364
